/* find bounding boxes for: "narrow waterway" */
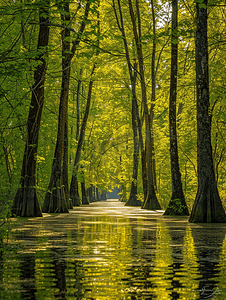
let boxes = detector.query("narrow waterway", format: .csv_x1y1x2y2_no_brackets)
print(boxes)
1,199,226,299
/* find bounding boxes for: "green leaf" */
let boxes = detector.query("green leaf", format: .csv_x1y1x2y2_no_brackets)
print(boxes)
199,3,207,8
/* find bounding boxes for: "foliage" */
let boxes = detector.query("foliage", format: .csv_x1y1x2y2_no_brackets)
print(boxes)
0,0,226,214
167,198,188,215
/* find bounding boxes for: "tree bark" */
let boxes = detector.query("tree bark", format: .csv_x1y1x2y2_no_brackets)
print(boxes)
43,0,91,213
164,0,189,216
113,0,148,203
189,0,226,223
63,119,72,209
12,1,50,217
81,174,89,205
127,0,161,210
125,91,142,206
70,66,95,205
43,1,71,213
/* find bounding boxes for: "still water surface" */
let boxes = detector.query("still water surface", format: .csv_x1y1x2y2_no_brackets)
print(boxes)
1,200,226,299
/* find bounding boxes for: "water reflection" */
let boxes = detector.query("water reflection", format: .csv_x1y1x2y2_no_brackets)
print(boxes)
51,248,67,299
191,226,226,299
1,200,226,299
19,253,37,299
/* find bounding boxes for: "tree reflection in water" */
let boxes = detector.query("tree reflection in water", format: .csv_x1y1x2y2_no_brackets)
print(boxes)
191,226,226,299
1,200,226,299
19,253,37,299
50,248,67,300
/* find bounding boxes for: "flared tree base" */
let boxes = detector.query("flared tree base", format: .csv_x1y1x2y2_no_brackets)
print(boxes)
125,195,142,206
43,188,69,213
67,200,73,209
164,197,189,216
118,195,123,202
142,193,161,210
189,179,226,223
12,187,42,217
70,194,80,206
81,196,89,205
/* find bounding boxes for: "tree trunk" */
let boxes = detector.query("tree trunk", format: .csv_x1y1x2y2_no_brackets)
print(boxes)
43,1,71,213
127,0,161,210
100,191,107,201
11,1,50,217
113,0,147,202
81,176,89,205
70,1,99,206
125,93,142,206
96,187,100,201
87,184,95,203
189,0,226,223
164,0,189,216
150,0,157,192
70,76,82,206
43,0,91,213
70,67,95,205
63,119,72,209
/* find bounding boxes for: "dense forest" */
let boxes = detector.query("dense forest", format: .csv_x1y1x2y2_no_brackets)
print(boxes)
0,0,226,222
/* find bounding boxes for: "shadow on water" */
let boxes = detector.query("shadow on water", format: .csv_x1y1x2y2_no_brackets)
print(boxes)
1,200,226,299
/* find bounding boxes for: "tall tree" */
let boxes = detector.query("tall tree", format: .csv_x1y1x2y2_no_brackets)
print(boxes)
113,0,147,205
127,0,161,209
70,65,96,206
11,1,50,217
164,0,189,216
42,0,71,213
125,86,142,206
189,0,226,223
43,0,91,213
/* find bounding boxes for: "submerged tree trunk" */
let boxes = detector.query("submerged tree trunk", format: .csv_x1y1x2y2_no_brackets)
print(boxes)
113,0,147,203
63,120,72,209
81,174,89,205
100,191,107,201
70,66,95,205
127,0,160,210
12,2,50,217
70,3,99,206
87,184,96,203
125,93,142,206
43,1,71,213
69,75,82,206
189,0,226,223
43,0,91,213
164,0,189,216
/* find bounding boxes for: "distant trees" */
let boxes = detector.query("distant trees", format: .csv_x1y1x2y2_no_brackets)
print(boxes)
0,0,226,222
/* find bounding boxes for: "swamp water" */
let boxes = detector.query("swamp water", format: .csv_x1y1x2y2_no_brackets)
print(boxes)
1,199,226,300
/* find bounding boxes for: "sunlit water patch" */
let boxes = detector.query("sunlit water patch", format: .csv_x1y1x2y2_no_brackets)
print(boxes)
1,200,226,299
